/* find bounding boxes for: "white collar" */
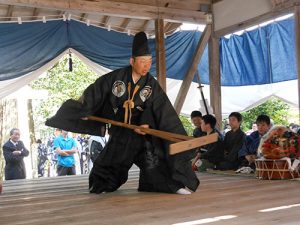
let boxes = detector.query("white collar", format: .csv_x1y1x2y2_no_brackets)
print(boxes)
10,140,18,146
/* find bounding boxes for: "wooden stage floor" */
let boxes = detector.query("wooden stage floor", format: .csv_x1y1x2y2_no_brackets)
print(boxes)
1,168,300,225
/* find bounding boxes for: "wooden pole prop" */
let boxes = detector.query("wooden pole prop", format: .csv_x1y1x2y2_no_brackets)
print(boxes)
88,116,218,155
88,116,193,142
169,133,218,155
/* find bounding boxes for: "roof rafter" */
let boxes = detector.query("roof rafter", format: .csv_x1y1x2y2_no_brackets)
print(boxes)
5,5,14,21
0,0,208,24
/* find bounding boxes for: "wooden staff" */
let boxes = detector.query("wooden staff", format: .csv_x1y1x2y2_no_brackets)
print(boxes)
87,116,193,143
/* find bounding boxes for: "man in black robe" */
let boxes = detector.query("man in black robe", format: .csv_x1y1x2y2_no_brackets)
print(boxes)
46,32,199,194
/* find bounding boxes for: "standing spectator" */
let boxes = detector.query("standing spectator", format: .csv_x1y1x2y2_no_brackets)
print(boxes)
190,110,206,137
37,139,48,177
2,128,29,180
192,114,224,172
238,115,271,171
217,112,245,170
54,130,77,176
246,122,258,135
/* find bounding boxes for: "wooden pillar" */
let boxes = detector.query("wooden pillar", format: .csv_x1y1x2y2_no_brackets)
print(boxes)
174,25,212,114
208,35,222,130
295,6,300,124
155,19,166,92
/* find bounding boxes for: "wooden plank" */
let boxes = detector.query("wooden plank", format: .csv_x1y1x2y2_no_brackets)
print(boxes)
169,133,218,154
155,18,167,92
174,25,212,114
0,0,208,24
87,116,193,142
208,34,222,129
1,172,300,225
295,6,300,124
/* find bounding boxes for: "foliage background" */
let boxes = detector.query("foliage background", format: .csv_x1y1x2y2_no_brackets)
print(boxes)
30,55,99,139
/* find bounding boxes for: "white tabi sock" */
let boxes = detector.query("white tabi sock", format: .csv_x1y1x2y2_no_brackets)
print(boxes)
176,188,191,195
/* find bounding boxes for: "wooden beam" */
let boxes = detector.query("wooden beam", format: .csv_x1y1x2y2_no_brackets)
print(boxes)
5,5,14,21
79,13,86,21
208,34,221,130
0,0,207,24
119,18,131,32
139,20,151,32
295,6,300,124
30,7,39,20
174,25,212,114
155,19,167,92
214,0,300,37
102,15,111,27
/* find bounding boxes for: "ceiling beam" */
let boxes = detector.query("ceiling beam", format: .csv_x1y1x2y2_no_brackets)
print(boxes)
31,7,39,20
139,20,151,32
102,15,111,27
5,5,14,21
79,13,86,21
214,0,300,37
0,0,208,24
119,18,131,32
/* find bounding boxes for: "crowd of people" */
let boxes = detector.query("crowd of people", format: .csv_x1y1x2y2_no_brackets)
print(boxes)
190,111,274,174
36,130,108,178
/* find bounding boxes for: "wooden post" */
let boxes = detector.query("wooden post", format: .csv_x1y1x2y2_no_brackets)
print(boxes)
155,18,166,92
295,6,300,124
208,34,222,130
174,25,212,114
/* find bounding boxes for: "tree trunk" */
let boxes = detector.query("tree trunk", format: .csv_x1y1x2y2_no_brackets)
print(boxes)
28,99,37,178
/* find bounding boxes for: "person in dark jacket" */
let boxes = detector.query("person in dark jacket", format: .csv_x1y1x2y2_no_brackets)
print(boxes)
3,128,29,180
46,32,199,195
217,112,245,170
238,114,271,169
190,110,206,138
192,114,224,172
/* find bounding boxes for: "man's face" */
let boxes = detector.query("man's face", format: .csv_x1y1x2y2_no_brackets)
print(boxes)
130,56,152,76
200,120,209,132
257,122,270,135
62,130,68,137
191,117,202,128
229,116,240,130
11,130,20,142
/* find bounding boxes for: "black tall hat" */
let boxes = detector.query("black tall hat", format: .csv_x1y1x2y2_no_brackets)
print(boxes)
132,32,151,57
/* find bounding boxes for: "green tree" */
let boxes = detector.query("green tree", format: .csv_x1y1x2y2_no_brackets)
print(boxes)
30,55,100,138
180,115,194,136
240,97,290,131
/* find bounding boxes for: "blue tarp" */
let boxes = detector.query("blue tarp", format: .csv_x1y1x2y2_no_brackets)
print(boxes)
0,18,296,86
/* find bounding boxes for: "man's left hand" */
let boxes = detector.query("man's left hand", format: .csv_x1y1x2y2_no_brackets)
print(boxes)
134,124,149,135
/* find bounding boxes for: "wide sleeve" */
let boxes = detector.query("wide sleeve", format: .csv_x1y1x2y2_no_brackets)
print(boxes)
45,74,111,136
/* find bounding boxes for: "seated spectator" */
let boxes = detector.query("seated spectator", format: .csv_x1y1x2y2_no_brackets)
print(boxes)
217,112,245,170
190,110,206,137
238,114,271,171
192,114,224,172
